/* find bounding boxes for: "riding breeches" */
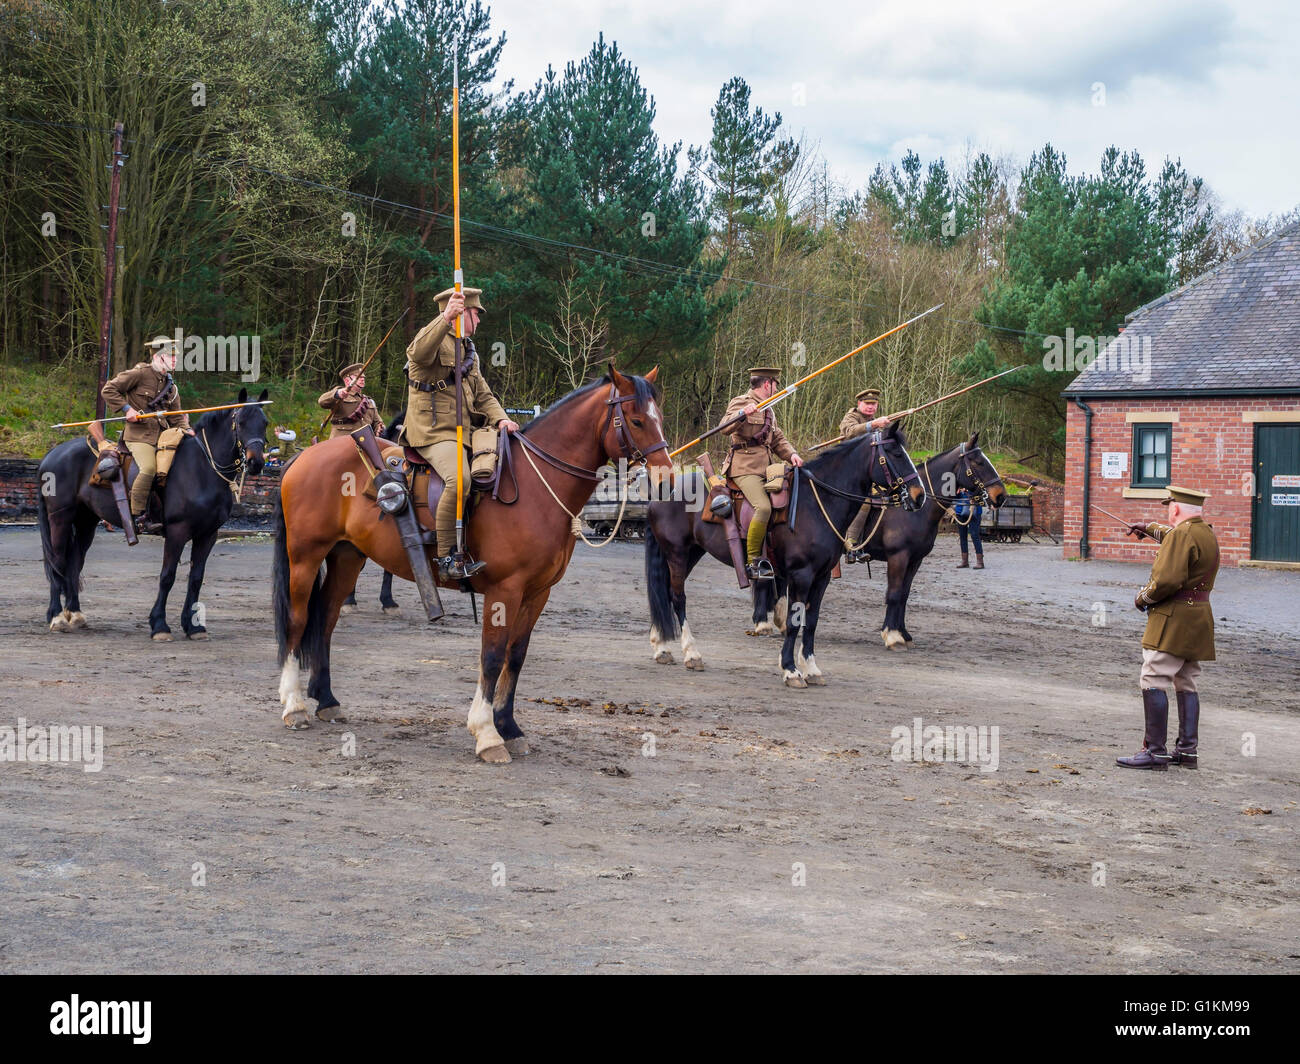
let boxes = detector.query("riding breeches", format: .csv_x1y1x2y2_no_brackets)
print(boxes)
847,502,872,547
1140,649,1201,694
734,474,771,563
416,440,471,556
125,441,158,515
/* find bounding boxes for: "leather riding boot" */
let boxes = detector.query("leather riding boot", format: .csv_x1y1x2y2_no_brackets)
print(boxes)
1117,688,1170,769
973,553,985,570
957,552,969,568
132,514,164,536
440,553,486,580
1172,691,1199,768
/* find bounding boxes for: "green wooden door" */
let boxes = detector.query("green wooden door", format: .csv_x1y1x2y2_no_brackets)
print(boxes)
1253,423,1300,562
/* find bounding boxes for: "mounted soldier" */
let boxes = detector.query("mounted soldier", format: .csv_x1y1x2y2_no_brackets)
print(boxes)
100,335,193,537
719,366,804,581
1117,485,1219,771
401,285,519,580
318,363,385,439
839,387,896,564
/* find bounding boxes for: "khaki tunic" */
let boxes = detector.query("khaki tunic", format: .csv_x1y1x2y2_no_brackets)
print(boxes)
400,316,507,449
101,363,189,445
839,408,871,440
1136,516,1220,662
719,389,795,478
318,389,385,439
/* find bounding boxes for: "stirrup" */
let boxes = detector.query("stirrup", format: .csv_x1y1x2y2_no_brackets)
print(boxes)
133,516,164,536
439,553,486,580
845,547,867,564
746,558,775,581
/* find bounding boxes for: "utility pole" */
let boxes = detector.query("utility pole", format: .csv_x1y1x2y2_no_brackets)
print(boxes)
95,121,125,420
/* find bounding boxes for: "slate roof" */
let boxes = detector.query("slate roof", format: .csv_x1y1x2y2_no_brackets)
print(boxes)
1062,220,1300,396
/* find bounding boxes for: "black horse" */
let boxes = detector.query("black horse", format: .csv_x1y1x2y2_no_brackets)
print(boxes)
646,421,923,683
340,407,405,614
37,388,267,639
849,432,1006,650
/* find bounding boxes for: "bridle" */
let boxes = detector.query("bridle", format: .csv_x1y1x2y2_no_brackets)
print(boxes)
804,431,925,510
922,442,1001,509
199,409,265,495
600,381,668,467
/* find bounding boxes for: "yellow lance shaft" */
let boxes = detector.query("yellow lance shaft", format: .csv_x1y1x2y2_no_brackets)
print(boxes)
53,400,272,430
452,30,465,556
810,364,1025,451
668,303,943,460
316,306,410,436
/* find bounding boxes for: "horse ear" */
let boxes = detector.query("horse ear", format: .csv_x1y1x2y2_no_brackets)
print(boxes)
238,387,248,404
258,388,269,402
644,365,659,384
608,360,630,390
968,430,980,449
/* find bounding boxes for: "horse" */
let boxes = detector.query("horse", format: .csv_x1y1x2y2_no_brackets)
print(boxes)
848,432,1007,650
645,421,923,683
271,364,670,763
340,408,406,614
37,388,268,639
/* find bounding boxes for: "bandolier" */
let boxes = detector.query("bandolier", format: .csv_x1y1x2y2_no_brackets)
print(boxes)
100,335,191,534
719,366,800,580
319,362,385,439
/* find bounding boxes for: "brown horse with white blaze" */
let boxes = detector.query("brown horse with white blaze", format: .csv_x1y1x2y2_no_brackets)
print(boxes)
272,364,669,763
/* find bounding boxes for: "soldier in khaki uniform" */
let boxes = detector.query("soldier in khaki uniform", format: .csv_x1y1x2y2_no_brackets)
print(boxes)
318,363,385,439
837,387,895,564
402,286,518,579
719,366,803,581
1117,485,1219,770
100,335,193,536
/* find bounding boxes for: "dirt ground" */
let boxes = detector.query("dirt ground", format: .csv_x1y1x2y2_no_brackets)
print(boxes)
0,525,1296,973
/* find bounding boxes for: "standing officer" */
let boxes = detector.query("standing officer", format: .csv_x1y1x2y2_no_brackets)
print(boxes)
319,363,385,439
401,285,518,580
100,335,193,537
839,387,893,564
719,366,804,581
1117,485,1219,770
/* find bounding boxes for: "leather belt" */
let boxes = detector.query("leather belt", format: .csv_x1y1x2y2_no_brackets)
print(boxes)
1182,588,1211,602
406,370,452,394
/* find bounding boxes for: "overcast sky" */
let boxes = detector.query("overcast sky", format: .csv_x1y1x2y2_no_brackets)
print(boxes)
486,0,1298,219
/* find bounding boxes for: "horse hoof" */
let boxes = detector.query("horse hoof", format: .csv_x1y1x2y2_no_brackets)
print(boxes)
316,705,347,723
752,621,774,635
283,711,311,730
684,656,704,671
654,650,675,665
382,605,400,615
152,631,174,642
478,744,512,764
49,615,71,633
67,611,88,630
783,671,808,689
882,629,906,650
504,737,530,757
805,672,826,686
338,604,356,615
187,630,209,641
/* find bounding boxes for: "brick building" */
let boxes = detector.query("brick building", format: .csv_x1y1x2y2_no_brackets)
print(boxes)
1061,221,1300,567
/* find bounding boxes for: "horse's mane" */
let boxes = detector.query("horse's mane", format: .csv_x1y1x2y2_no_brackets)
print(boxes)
807,422,909,475
193,399,269,434
522,371,661,435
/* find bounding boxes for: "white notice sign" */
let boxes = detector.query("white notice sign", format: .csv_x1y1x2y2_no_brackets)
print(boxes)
1271,493,1300,506
1101,452,1128,479
1273,474,1300,488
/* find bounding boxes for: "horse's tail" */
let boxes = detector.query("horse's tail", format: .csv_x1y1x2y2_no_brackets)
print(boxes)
272,485,326,671
644,520,680,641
36,483,67,592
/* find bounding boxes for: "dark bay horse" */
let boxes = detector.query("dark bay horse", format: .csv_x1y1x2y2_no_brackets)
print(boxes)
37,388,268,639
850,432,1006,650
272,365,669,763
646,422,923,684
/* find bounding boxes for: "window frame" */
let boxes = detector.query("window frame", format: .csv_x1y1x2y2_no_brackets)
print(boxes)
1130,422,1172,488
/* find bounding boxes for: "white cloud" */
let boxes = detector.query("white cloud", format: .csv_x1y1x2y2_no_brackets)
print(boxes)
486,0,1300,217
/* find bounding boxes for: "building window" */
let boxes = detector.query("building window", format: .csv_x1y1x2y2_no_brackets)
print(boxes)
1132,423,1171,487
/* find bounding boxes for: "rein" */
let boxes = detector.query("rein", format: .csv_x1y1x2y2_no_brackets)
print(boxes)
920,444,999,526
199,411,262,500
803,434,918,551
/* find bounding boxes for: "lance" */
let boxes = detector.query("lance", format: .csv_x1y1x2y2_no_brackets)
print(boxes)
53,400,272,430
317,306,410,435
810,364,1025,451
668,303,943,461
452,24,466,559
1091,503,1154,539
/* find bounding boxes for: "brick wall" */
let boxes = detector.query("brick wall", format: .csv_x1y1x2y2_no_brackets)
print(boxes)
1005,475,1063,536
0,458,283,524
1063,396,1300,565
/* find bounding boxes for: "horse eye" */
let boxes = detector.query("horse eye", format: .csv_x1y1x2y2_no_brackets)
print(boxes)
632,419,644,428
